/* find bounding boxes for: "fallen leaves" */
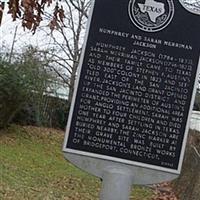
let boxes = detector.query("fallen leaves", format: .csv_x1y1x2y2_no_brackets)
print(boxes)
151,182,179,200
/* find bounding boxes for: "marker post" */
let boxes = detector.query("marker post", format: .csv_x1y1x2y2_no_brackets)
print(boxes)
100,167,133,200
64,153,178,200
63,0,200,199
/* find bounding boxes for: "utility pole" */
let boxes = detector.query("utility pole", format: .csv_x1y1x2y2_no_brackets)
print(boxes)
9,25,18,63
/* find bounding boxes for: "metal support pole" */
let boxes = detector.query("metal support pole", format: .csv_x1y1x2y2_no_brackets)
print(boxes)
65,153,178,199
100,168,133,200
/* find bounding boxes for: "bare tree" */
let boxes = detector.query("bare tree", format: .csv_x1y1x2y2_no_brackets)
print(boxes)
45,0,91,108
4,0,91,109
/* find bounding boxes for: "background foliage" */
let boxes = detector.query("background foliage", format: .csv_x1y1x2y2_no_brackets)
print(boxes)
0,46,68,129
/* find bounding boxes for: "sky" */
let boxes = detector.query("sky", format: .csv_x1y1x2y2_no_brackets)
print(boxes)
1,5,53,53
0,2,69,99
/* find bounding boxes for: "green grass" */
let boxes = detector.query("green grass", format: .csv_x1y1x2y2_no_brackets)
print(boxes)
0,125,153,200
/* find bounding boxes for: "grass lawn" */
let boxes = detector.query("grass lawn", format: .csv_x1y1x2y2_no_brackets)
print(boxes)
0,125,153,200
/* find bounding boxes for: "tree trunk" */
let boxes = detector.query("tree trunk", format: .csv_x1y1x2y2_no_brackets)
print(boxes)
67,61,78,111
172,130,200,200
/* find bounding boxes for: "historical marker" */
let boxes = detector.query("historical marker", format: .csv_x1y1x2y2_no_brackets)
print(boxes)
63,0,200,175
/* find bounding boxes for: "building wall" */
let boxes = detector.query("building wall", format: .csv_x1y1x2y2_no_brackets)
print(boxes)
190,111,200,132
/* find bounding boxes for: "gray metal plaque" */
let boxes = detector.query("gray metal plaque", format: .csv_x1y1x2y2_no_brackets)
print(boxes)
63,0,200,175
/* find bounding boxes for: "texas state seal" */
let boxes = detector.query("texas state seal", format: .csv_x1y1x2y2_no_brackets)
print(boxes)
128,0,174,32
